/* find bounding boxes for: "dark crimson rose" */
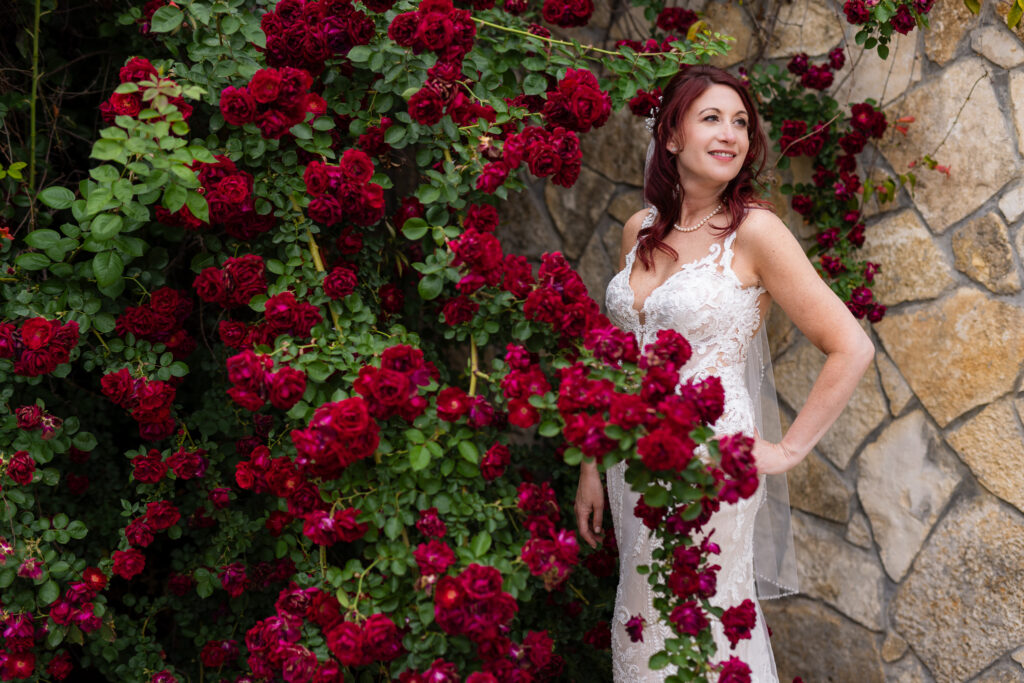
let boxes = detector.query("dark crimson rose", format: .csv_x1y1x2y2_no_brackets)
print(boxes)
800,65,833,91
915,0,934,11
415,508,447,538
890,3,916,33
583,621,611,650
249,68,283,103
125,517,155,547
109,92,142,118
656,6,697,32
305,92,327,117
145,500,181,530
167,447,208,480
194,267,229,305
463,203,499,232
219,86,258,125
435,386,471,422
224,254,267,306
216,173,252,204
787,53,810,75
408,87,446,126
526,142,562,178
719,657,753,683
46,652,73,681
257,108,296,139
15,405,42,430
132,449,168,483
324,266,358,300
379,283,405,313
303,160,334,197
20,318,57,350
721,599,757,648
6,450,35,486
388,12,420,47
363,613,404,662
338,148,375,184
843,0,870,23
326,621,365,667
441,297,479,326
268,366,307,410
475,161,509,194
669,601,708,636
828,46,847,71
119,57,158,83
112,548,146,580
542,0,594,27
480,443,510,480
307,195,344,226
218,320,250,349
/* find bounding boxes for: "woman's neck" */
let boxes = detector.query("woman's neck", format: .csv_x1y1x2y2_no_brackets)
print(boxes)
677,185,726,227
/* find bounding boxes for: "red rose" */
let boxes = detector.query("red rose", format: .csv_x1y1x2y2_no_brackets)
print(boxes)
132,449,168,483
323,266,358,300
441,297,479,326
414,539,456,576
326,622,366,667
338,148,375,185
194,267,229,305
112,548,146,580
6,450,35,486
475,161,509,194
15,405,42,430
249,68,283,103
216,173,252,204
218,320,251,349
223,254,267,307
408,87,446,126
166,448,208,480
363,613,404,662
303,160,334,197
379,283,405,313
307,195,344,226
219,86,258,126
464,203,499,232
256,108,297,139
145,500,181,531
125,517,155,547
388,12,420,47
267,366,307,411
119,57,158,83
109,92,142,118
20,318,57,350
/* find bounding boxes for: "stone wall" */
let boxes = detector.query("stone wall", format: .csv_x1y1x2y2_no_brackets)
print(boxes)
496,1,1024,680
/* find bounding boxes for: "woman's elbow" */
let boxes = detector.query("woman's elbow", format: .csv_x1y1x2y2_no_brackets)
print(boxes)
851,327,875,373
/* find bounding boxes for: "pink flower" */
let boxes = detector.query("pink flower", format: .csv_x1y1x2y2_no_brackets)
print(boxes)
17,557,43,579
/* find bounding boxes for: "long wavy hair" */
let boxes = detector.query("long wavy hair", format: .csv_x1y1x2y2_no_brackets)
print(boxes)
637,65,771,270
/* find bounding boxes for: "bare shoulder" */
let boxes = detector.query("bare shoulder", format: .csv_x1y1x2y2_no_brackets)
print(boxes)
617,207,652,268
734,206,797,251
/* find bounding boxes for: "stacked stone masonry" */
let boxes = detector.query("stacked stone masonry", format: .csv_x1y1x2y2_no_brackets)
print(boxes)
497,0,1024,680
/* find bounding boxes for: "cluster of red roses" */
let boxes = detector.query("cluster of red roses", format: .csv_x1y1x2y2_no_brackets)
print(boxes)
235,444,326,521
131,446,209,485
303,150,385,227
543,68,611,134
518,481,580,590
412,509,456,591
156,155,275,239
244,584,402,679
219,290,323,351
99,57,193,126
101,369,177,441
14,405,61,440
351,343,439,423
225,350,307,413
405,61,498,129
289,396,379,480
541,0,594,27
0,612,70,680
500,344,551,429
786,47,846,92
115,286,195,360
46,568,107,662
428,562,560,679
627,86,663,118
219,66,324,140
194,254,268,309
259,0,376,76
123,500,181,548
843,0,932,34
524,252,601,340
198,640,238,670
388,0,475,63
0,317,79,377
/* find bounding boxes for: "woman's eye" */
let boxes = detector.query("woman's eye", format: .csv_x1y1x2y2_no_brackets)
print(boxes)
704,114,719,122
735,119,748,127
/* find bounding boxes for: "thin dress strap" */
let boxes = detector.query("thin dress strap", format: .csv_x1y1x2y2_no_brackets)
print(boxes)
719,231,739,270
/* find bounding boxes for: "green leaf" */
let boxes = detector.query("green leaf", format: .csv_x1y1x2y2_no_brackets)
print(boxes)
402,218,429,240
37,186,75,209
522,73,548,96
384,516,403,540
15,252,51,270
384,125,405,146
643,485,669,508
409,445,430,471
469,530,491,557
457,440,479,464
648,651,670,670
91,214,123,241
963,0,980,14
186,190,209,223
418,274,444,301
93,250,124,287
24,229,61,249
417,185,441,204
290,122,313,140
162,184,187,213
348,45,372,62
90,139,126,163
150,5,184,32
538,421,561,437
85,186,114,217
92,313,116,334
1009,0,1023,28
878,43,890,59
38,579,60,605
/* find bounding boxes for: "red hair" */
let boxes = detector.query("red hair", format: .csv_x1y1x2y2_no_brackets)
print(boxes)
637,65,771,269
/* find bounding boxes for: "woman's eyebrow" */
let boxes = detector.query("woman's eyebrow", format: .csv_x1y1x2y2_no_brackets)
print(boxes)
697,107,749,117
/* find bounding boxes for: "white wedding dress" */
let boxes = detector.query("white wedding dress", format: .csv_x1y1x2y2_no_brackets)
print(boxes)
604,207,778,682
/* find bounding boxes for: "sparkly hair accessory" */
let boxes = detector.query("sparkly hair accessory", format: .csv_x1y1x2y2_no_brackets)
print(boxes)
644,94,663,134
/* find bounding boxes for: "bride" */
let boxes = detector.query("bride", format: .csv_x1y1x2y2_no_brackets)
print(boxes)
574,65,874,681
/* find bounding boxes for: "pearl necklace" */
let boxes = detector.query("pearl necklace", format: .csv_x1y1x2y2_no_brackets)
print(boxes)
673,202,723,233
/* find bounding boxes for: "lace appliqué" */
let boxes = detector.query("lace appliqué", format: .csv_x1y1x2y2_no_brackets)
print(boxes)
604,207,779,683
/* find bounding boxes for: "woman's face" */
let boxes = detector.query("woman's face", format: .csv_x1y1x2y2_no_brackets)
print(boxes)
669,83,750,187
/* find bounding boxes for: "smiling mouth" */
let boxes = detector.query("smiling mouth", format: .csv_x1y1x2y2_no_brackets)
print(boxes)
709,151,736,159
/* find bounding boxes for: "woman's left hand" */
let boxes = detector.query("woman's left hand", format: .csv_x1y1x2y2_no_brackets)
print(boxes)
751,429,797,476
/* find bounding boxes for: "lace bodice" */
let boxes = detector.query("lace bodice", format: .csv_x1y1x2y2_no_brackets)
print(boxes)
604,206,778,682
605,206,765,388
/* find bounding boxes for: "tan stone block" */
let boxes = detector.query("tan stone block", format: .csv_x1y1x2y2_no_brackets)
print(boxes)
952,212,1022,294
925,0,978,65
874,288,1024,426
496,187,562,260
787,450,851,523
877,352,914,416
762,596,885,683
762,0,844,59
1000,180,1024,223
607,2,650,43
607,190,644,228
857,411,962,581
580,108,647,187
544,166,614,260
1013,646,1024,667
704,1,756,68
884,653,931,683
774,339,888,469
1012,70,1024,158
879,58,1016,232
846,510,873,549
791,511,887,630
831,22,923,108
947,398,1024,514
973,661,1024,682
971,24,1024,68
881,632,909,663
892,494,1024,682
860,209,955,305
575,228,614,311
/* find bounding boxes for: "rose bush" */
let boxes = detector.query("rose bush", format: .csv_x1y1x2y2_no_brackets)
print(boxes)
0,0,915,680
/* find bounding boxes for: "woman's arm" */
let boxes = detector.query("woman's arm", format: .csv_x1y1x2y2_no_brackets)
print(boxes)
740,211,875,475
575,209,649,547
